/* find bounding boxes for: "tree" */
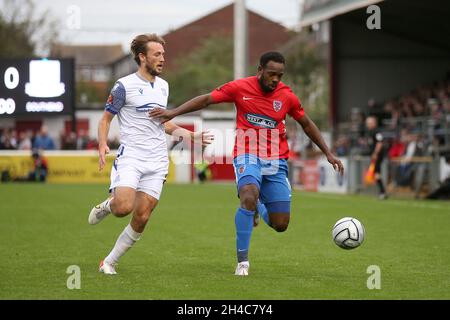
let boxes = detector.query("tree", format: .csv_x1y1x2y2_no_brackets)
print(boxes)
0,0,59,58
166,34,234,108
165,32,329,128
283,35,329,129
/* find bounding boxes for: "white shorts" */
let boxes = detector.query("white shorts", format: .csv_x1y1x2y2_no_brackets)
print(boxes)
109,145,169,200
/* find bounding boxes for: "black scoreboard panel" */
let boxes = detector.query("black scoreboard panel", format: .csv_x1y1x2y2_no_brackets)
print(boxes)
0,58,74,116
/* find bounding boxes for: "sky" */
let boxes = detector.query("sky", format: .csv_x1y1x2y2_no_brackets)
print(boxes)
30,0,303,52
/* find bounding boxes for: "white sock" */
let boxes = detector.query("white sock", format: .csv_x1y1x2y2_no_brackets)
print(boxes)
104,224,142,265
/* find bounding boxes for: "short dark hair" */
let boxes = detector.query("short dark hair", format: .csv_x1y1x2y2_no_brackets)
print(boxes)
259,51,285,68
131,33,165,66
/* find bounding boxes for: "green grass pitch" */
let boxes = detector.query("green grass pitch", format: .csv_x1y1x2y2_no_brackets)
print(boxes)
0,183,449,299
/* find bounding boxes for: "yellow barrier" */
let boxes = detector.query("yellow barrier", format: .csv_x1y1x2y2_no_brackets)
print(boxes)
46,154,114,183
0,154,34,179
0,151,175,184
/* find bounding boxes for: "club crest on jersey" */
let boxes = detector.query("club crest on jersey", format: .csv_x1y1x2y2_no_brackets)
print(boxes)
273,100,282,112
161,88,167,96
238,166,245,174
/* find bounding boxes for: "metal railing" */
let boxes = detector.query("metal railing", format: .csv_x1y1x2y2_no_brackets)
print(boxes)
347,155,441,198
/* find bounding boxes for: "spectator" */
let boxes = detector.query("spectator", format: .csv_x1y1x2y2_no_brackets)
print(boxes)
33,126,55,150
334,135,350,157
62,131,77,150
86,137,99,150
76,129,89,150
388,129,408,159
18,130,33,150
9,130,18,149
0,129,16,150
395,133,419,187
349,108,365,152
28,149,48,182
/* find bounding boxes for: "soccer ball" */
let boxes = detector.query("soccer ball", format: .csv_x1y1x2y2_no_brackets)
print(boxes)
332,217,365,249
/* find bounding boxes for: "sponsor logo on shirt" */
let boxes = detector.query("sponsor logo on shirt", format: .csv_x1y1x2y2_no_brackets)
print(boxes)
135,102,166,112
161,88,167,96
245,113,277,129
107,94,113,104
139,88,143,94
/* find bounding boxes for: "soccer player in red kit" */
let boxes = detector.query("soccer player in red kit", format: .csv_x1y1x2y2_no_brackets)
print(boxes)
150,52,344,276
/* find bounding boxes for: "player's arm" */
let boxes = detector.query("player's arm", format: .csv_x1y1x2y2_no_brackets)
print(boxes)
98,81,125,171
296,114,344,175
164,121,214,147
150,94,215,123
98,111,115,171
372,139,383,161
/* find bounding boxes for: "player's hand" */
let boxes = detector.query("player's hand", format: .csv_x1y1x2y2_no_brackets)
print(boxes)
98,144,110,171
149,108,175,124
191,130,214,147
327,153,344,176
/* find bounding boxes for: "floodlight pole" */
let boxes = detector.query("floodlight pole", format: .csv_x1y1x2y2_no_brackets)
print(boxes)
297,0,305,32
234,0,248,80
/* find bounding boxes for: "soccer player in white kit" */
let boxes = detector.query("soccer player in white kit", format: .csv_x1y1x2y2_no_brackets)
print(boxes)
88,34,211,274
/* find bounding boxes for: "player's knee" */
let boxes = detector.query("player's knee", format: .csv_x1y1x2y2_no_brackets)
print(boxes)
112,200,134,217
268,212,290,232
272,222,289,232
240,194,257,211
239,185,258,211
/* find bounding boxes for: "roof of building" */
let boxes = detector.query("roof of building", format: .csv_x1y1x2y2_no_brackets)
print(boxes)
301,0,450,52
301,0,383,27
50,44,124,66
161,3,295,69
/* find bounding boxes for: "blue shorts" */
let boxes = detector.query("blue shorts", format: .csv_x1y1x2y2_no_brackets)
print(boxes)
233,154,291,212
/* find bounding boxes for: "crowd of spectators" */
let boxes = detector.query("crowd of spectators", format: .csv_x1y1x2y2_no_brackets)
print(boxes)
329,78,450,196
0,126,54,151
334,78,450,158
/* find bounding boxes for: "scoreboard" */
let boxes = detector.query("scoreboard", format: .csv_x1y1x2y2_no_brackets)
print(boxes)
0,58,74,116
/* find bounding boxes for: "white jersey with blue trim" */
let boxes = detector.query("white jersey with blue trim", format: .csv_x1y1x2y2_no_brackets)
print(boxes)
105,72,169,162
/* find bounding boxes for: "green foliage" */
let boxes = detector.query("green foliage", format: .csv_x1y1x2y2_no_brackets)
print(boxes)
76,82,103,104
0,0,59,57
0,15,34,58
283,36,329,129
166,35,234,108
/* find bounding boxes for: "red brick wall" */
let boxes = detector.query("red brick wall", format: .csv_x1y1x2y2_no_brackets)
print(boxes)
163,4,294,71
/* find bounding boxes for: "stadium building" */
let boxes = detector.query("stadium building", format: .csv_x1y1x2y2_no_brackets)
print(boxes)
292,0,450,197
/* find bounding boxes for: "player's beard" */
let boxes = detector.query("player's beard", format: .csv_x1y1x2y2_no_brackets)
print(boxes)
145,63,161,76
258,76,275,93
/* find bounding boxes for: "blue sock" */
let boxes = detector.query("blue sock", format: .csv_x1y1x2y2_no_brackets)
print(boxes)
235,207,255,262
257,200,270,226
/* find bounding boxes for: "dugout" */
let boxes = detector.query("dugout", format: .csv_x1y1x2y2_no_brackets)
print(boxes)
301,0,450,125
